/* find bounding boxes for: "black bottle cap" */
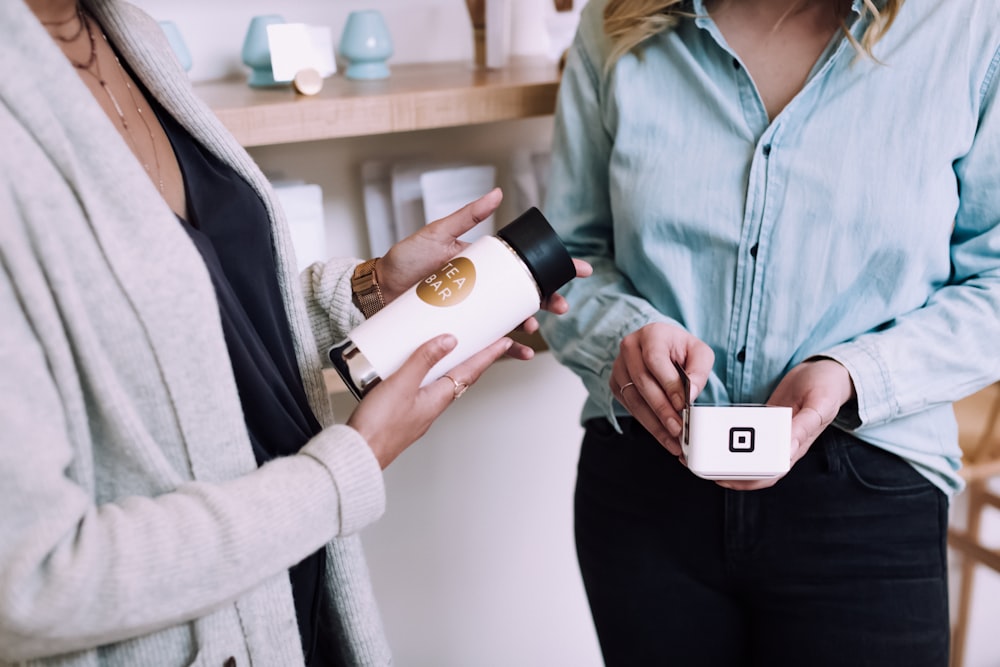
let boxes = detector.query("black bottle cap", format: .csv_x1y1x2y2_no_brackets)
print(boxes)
496,207,576,299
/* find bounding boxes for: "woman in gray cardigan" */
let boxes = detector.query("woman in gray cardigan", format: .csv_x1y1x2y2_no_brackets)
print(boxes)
0,1,587,665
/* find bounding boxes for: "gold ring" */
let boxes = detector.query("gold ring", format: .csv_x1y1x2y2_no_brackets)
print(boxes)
619,381,636,401
443,374,469,401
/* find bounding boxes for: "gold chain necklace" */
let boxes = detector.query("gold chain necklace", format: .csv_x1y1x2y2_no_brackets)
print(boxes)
57,8,165,194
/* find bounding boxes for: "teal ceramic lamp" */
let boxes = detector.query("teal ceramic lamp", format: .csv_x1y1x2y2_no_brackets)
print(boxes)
338,10,393,80
241,14,287,87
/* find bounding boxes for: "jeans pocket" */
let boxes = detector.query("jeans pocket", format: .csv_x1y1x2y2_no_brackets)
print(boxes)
838,437,934,495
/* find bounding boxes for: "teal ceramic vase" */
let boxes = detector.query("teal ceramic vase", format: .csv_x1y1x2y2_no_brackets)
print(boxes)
241,14,286,87
338,10,393,80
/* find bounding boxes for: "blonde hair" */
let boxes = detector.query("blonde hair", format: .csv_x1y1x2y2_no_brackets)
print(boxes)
603,0,903,65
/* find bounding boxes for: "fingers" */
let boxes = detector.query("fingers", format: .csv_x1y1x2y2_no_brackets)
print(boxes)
467,187,503,223
347,335,459,469
572,258,594,278
504,341,536,361
430,187,503,238
716,405,829,492
433,337,513,403
392,334,459,392
789,405,829,461
610,323,714,457
397,334,512,407
611,372,681,456
680,344,715,403
540,293,568,316
619,340,685,432
538,261,591,315
637,355,686,414
348,335,511,469
519,315,540,334
440,374,470,402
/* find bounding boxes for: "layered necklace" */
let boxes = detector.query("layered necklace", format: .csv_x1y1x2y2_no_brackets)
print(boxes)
45,4,165,194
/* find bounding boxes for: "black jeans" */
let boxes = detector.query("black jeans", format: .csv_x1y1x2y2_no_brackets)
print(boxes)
575,417,949,667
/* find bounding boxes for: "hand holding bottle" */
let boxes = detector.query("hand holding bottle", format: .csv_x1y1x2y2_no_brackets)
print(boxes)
372,188,591,360
346,333,513,468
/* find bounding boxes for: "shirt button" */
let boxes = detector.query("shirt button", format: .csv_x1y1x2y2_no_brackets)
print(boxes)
736,347,746,363
762,144,772,157
750,243,759,258
224,658,236,667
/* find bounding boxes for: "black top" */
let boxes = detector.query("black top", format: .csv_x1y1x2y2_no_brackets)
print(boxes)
152,99,332,665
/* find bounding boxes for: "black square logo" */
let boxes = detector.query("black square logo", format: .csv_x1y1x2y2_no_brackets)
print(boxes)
729,427,755,453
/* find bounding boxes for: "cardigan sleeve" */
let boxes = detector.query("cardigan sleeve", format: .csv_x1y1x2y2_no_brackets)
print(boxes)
300,257,368,364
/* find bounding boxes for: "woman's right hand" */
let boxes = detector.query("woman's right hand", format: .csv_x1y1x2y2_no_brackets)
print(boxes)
609,323,714,456
346,334,513,469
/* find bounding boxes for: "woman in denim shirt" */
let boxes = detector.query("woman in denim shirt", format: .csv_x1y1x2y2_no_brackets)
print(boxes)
538,0,1000,664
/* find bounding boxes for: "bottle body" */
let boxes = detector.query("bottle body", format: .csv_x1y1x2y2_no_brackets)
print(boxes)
332,236,540,398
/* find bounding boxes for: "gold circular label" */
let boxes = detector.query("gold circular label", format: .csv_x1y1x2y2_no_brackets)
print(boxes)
416,257,476,307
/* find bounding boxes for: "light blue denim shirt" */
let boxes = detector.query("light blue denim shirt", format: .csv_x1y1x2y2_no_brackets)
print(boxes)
538,0,1000,496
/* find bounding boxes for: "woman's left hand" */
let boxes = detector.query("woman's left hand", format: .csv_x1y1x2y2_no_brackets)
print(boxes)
375,188,592,360
717,357,856,491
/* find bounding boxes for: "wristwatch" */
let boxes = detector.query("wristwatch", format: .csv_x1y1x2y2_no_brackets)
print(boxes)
351,258,385,319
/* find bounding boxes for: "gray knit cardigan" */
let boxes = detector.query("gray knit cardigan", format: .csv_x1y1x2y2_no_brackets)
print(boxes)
0,1,393,665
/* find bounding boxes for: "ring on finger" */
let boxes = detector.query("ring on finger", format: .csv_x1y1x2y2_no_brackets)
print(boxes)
619,381,636,401
443,374,469,401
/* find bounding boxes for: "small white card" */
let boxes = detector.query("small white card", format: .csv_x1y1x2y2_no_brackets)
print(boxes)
267,23,336,82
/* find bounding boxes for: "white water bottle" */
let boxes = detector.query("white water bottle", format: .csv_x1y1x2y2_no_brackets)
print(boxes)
330,207,575,399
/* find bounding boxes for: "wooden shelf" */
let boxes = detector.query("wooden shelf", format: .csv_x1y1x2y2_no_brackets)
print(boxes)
195,56,561,147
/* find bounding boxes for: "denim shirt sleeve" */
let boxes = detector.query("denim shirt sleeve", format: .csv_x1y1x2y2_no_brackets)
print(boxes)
822,43,1000,429
537,8,675,425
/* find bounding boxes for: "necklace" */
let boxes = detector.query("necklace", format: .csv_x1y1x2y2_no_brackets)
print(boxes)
107,36,166,195
41,4,86,43
61,9,166,194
